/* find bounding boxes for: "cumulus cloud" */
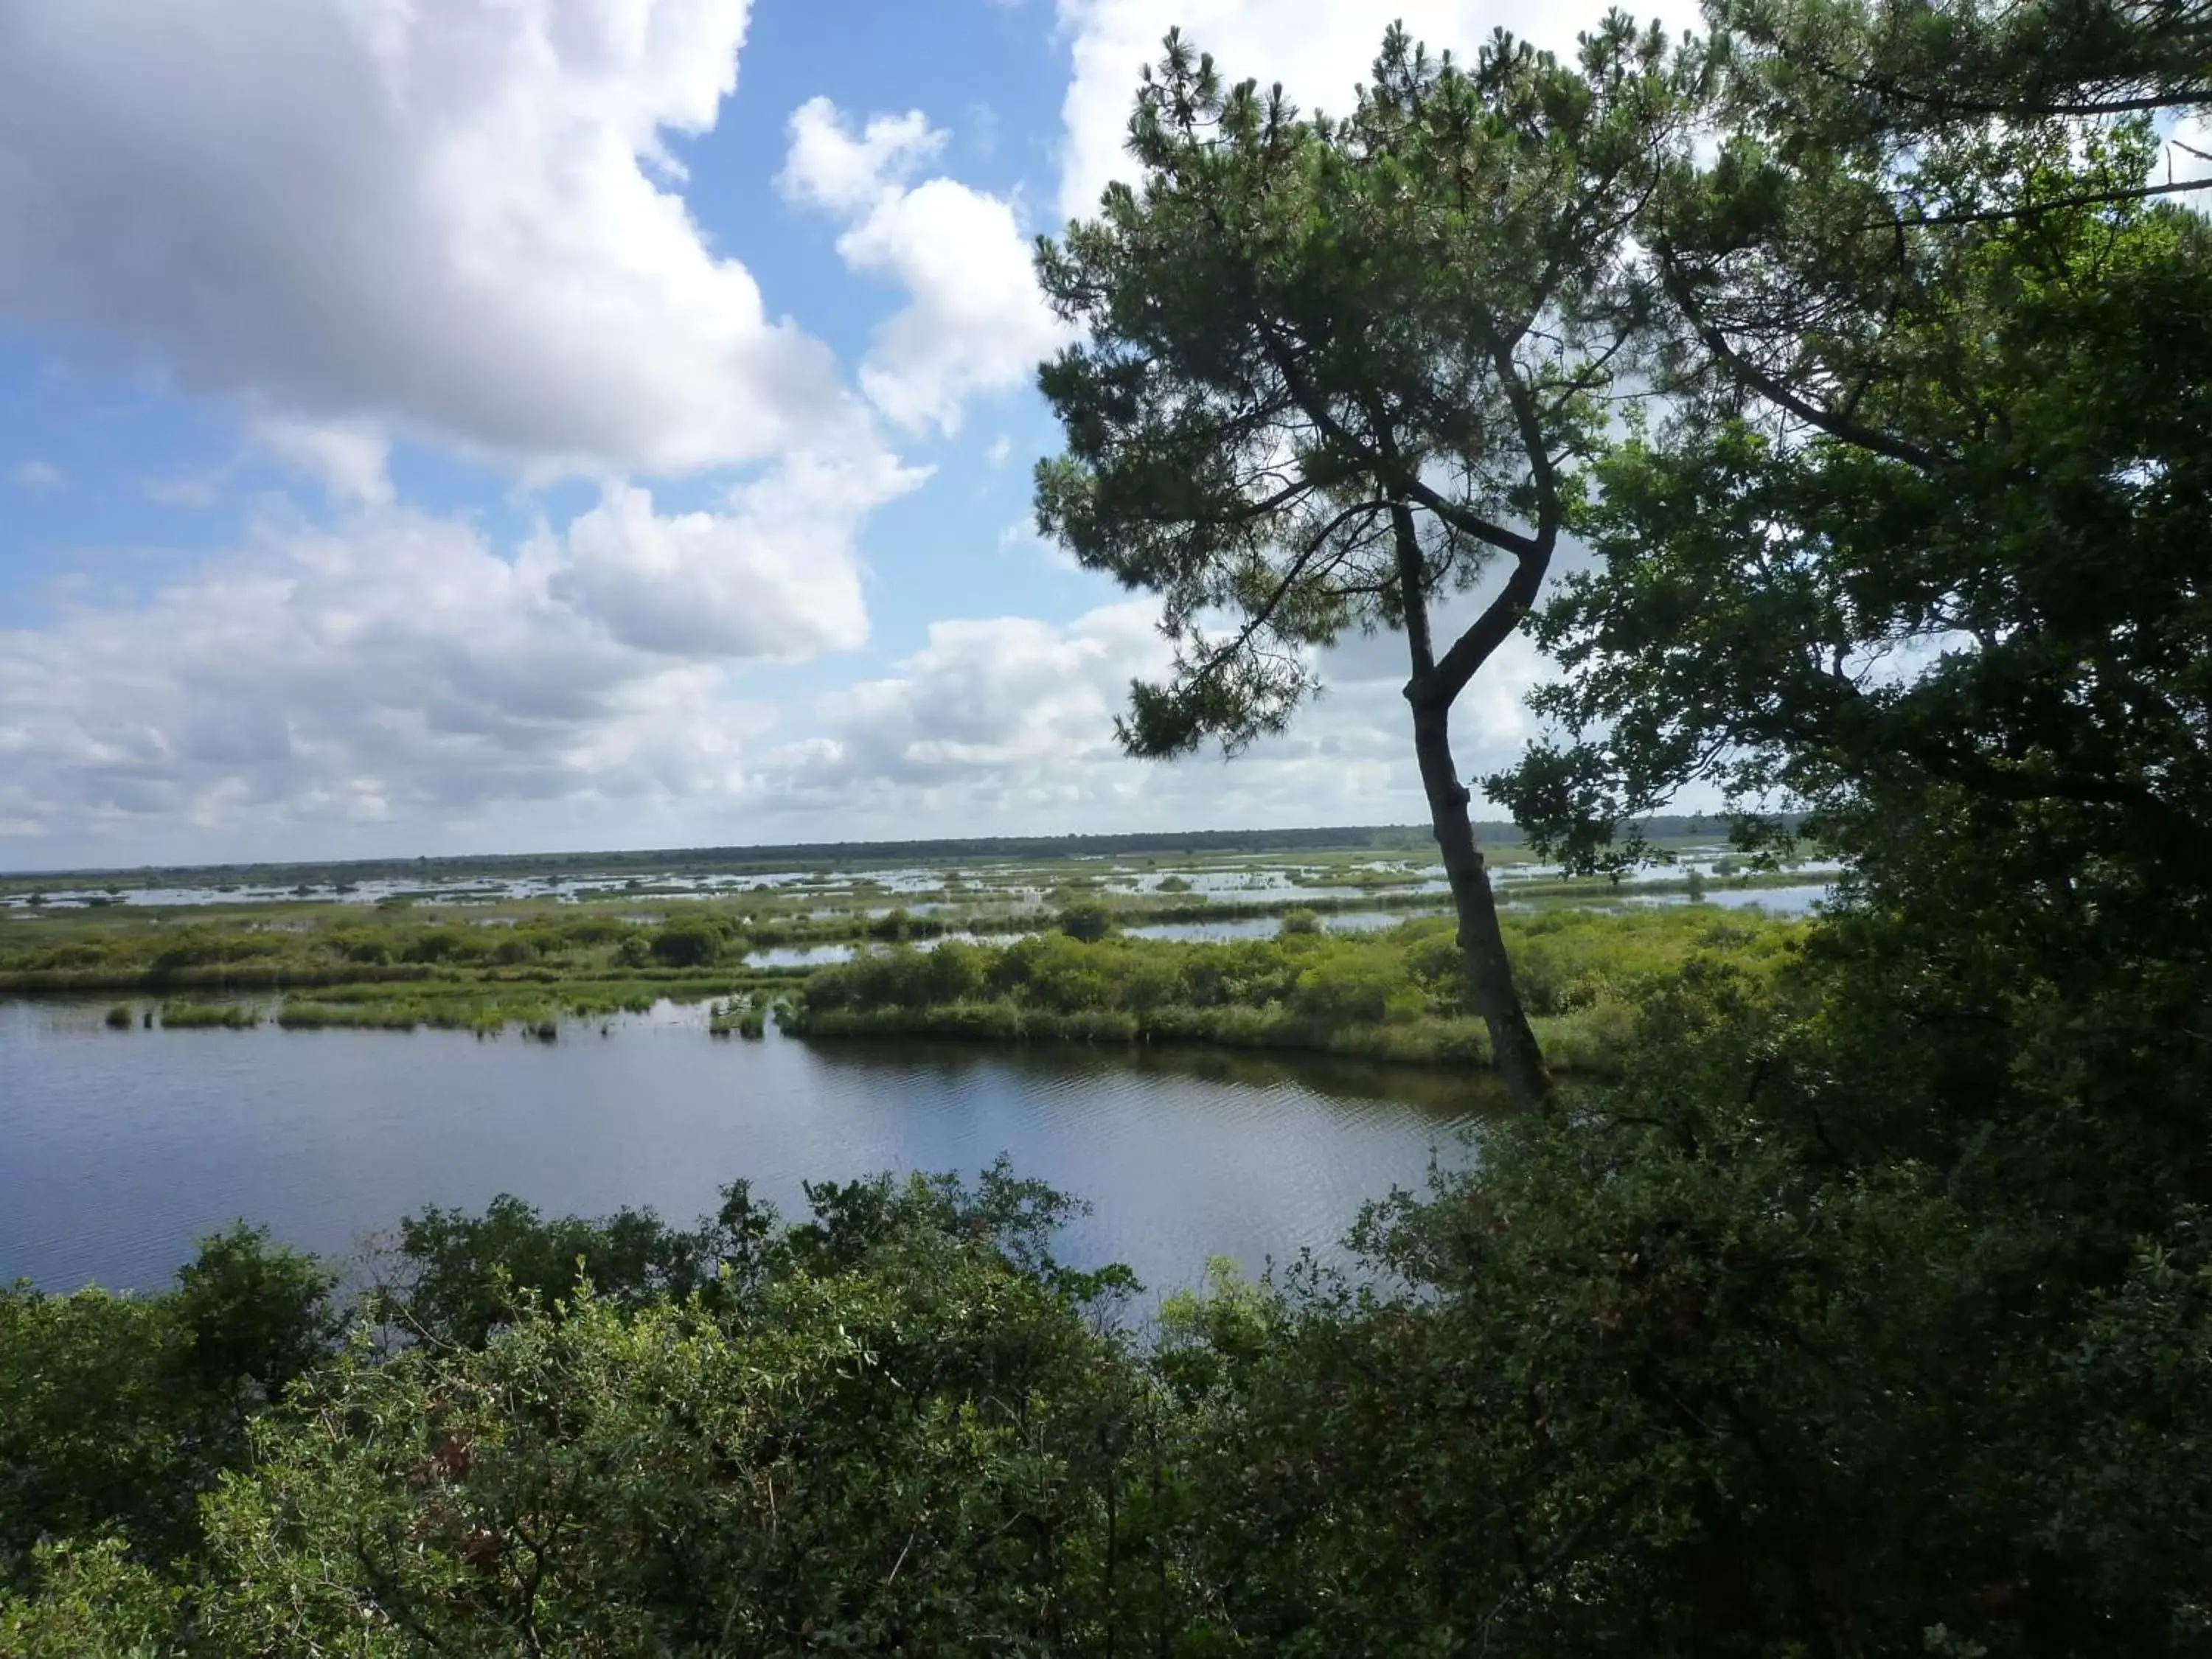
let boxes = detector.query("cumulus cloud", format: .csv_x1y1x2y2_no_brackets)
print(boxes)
753,594,1551,835
549,450,917,658
781,97,1071,434
782,102,944,212
250,418,394,507
810,602,1169,785
1054,0,1704,225
0,0,874,477
0,473,898,860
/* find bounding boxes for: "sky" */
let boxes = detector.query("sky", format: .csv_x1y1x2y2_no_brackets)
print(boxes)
0,0,1692,870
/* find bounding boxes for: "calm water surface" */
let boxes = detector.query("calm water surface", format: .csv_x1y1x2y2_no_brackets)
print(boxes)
0,999,1491,1300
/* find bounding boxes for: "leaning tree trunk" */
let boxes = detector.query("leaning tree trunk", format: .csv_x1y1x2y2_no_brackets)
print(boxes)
1410,695,1552,1111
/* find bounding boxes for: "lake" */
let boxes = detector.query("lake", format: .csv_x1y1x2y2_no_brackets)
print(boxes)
0,998,1492,1304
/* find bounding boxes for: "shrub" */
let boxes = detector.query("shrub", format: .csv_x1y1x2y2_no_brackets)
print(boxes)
1291,956,1397,1028
335,933,395,965
401,929,476,965
1055,900,1116,943
649,916,728,968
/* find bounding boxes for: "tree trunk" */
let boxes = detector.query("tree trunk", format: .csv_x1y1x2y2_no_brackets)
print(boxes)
1411,696,1552,1110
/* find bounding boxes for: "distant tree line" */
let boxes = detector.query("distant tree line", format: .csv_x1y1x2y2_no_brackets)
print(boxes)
1,817,1770,898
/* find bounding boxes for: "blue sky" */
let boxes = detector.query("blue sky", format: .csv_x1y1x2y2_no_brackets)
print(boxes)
0,0,1671,869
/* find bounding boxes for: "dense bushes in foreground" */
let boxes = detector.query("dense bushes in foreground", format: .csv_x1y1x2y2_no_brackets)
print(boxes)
787,906,1802,1072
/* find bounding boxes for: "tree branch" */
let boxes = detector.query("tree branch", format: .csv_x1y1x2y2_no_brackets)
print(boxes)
1413,324,1566,708
1862,175,2212,229
1655,248,1946,469
1254,318,1546,559
1425,547,1552,711
1784,47,2212,121
1166,500,1384,700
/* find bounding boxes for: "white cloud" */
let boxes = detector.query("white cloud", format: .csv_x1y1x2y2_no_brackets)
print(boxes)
0,538,1557,858
751,593,1551,835
782,97,1071,434
0,0,878,478
1054,0,1703,225
7,459,62,489
782,101,944,214
0,469,897,860
549,450,918,658
251,418,394,507
812,602,1169,784
999,514,1077,570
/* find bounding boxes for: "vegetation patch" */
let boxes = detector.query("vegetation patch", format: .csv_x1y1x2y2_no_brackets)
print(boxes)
785,908,1801,1075
156,1001,260,1031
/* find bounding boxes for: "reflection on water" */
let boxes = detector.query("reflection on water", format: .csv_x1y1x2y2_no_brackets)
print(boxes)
744,942,860,968
1624,883,1829,916
1496,882,1832,917
0,1001,1494,1301
1127,910,1444,943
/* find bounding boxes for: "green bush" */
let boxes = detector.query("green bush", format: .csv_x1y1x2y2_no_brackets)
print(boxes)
0,1228,335,1587
1290,953,1394,1026
648,915,728,967
400,928,477,965
790,912,1800,1071
1054,900,1116,942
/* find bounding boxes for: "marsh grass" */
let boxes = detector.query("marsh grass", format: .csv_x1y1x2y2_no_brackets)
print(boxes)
158,1000,261,1029
4,838,1816,1060
707,996,768,1040
274,980,692,1035
785,907,1803,1076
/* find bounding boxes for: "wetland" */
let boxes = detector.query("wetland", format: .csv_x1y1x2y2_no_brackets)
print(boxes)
2,825,1820,1293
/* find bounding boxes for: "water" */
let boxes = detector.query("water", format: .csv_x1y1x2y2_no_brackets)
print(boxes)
1127,911,1441,943
1627,883,1830,916
0,999,1489,1302
742,933,1040,968
1699,883,1828,914
1496,882,1833,917
0,863,961,911
744,942,860,968
1124,883,1834,939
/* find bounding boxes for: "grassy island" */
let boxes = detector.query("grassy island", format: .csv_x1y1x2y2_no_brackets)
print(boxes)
785,907,1804,1074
